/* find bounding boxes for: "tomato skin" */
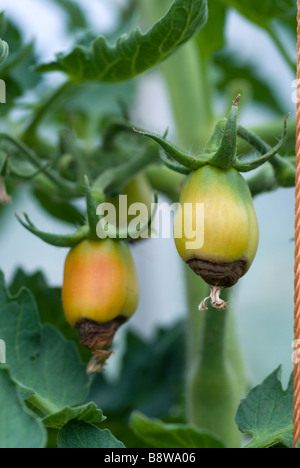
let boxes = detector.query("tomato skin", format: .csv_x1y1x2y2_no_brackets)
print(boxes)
62,238,139,326
174,165,259,285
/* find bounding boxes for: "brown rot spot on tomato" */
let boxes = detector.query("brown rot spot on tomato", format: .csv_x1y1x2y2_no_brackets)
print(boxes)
76,316,127,375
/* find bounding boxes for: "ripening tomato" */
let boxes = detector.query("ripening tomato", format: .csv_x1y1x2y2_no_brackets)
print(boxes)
62,238,139,326
174,165,259,289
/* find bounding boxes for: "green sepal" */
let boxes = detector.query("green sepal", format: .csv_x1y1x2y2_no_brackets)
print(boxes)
133,95,242,173
234,138,286,172
158,148,191,175
208,95,240,169
236,115,295,186
9,161,52,180
204,120,226,155
133,128,209,170
132,95,292,179
15,212,89,247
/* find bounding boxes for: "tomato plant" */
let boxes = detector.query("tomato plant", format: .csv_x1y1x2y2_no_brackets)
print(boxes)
0,0,297,449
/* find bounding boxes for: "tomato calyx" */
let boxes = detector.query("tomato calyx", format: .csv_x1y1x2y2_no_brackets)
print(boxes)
134,94,290,176
16,175,157,247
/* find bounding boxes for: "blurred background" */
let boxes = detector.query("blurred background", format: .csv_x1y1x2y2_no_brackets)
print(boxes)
0,0,296,389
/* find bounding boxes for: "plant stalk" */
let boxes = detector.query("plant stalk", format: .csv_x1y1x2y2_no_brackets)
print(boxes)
267,24,296,74
184,268,244,448
140,0,246,448
160,42,215,149
28,394,59,417
22,81,76,144
0,133,80,196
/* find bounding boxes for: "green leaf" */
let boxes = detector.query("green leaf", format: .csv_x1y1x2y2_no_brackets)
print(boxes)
196,0,227,59
43,402,105,430
0,14,41,107
214,52,287,115
222,0,296,30
0,369,46,448
58,81,136,139
0,270,91,415
10,269,75,337
36,0,208,82
9,268,91,363
57,421,126,448
235,367,294,448
32,187,85,226
88,322,186,419
222,0,296,72
130,412,225,448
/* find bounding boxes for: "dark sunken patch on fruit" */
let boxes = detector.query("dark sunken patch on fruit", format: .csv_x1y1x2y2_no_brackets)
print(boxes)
188,258,247,288
76,316,127,374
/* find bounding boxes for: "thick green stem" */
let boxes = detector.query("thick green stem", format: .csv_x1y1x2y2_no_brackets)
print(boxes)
184,268,244,448
28,394,59,417
184,267,208,372
93,145,158,196
146,165,184,202
148,168,245,447
22,81,76,144
237,125,295,187
0,133,80,196
140,0,245,447
84,175,101,240
247,163,279,197
266,25,296,74
161,42,215,149
139,0,215,149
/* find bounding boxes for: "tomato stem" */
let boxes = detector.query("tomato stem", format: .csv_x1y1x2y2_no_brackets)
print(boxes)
28,394,60,418
0,133,81,196
93,145,157,195
15,212,89,247
237,121,295,186
22,80,76,145
267,24,296,74
84,175,101,240
185,270,245,448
